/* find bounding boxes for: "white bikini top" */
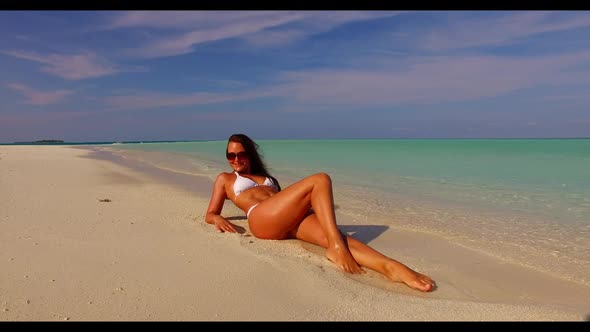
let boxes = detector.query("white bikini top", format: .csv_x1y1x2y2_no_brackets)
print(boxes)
233,171,278,197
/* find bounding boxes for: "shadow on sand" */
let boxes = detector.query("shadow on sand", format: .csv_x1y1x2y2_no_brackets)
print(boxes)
226,215,247,221
223,216,389,244
338,224,389,244
224,215,248,234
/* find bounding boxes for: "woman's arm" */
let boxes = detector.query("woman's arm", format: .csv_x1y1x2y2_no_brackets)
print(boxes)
205,173,237,233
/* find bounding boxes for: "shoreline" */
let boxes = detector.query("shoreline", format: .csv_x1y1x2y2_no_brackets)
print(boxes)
71,146,590,317
1,145,589,321
95,144,590,288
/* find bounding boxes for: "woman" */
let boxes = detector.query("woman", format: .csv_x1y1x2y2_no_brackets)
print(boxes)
205,133,436,292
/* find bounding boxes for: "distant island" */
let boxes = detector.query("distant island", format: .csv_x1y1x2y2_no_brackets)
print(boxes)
35,140,64,143
13,139,65,144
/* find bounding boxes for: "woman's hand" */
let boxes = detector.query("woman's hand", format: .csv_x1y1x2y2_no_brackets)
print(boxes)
213,217,237,233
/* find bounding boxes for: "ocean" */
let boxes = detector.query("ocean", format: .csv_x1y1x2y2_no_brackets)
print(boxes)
95,138,590,287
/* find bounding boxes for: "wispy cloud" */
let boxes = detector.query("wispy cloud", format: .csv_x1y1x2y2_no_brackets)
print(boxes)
187,77,250,89
6,83,73,105
0,50,128,80
270,51,590,106
538,91,590,110
242,11,401,47
104,11,401,58
241,29,307,47
420,11,590,51
540,92,590,102
189,108,270,121
132,13,304,58
105,89,275,111
102,11,283,30
103,50,590,112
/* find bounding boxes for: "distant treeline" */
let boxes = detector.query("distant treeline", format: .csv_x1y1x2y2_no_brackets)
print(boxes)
13,140,64,144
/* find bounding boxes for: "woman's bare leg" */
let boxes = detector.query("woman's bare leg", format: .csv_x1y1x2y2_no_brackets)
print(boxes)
248,173,363,274
289,213,436,292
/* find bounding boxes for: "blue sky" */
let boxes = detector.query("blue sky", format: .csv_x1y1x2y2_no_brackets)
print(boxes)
1,11,590,142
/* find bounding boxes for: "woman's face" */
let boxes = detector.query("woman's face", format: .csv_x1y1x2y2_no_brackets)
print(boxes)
226,141,250,173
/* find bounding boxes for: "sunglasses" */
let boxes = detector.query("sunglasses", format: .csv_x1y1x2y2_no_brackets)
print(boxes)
226,151,248,161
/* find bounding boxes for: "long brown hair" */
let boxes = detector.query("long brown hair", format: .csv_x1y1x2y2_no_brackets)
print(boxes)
226,133,281,191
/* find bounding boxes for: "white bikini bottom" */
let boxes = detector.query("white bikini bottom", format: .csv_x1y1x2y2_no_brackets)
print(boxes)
246,203,260,218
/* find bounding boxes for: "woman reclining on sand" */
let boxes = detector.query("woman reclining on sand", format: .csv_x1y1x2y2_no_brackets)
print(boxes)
205,133,436,292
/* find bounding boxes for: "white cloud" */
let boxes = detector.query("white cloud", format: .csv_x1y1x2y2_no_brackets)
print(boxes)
105,11,401,58
130,12,304,58
420,11,590,51
6,83,73,105
1,50,119,80
269,51,590,106
105,89,274,111
241,29,308,47
107,11,292,30
242,11,401,47
100,50,590,112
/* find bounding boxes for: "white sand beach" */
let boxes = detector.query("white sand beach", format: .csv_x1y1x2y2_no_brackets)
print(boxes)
1,145,589,321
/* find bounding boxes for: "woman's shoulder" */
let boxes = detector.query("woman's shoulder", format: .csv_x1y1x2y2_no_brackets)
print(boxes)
212,172,235,195
215,171,235,182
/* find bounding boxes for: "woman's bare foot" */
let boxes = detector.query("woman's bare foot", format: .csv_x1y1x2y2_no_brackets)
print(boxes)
326,244,365,274
384,260,436,292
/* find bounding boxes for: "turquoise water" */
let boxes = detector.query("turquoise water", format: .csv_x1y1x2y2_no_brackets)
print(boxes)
99,139,590,286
